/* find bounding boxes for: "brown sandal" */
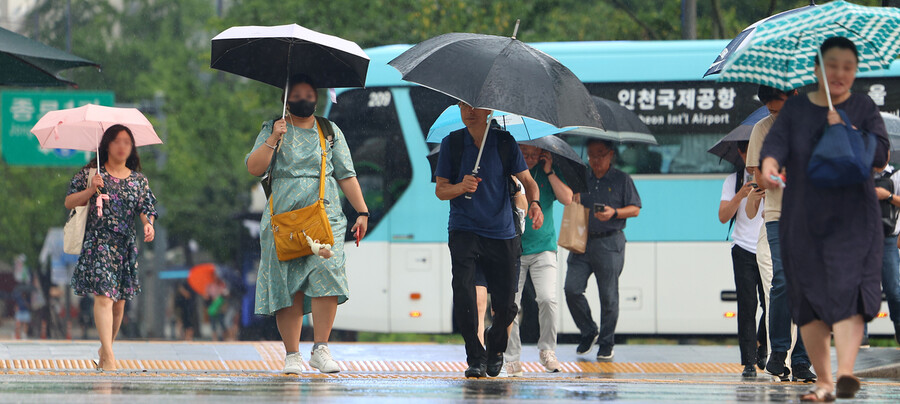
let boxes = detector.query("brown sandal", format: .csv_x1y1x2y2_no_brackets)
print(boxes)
835,375,861,399
800,386,835,402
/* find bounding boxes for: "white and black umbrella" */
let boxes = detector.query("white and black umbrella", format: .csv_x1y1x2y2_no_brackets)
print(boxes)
211,24,369,116
389,22,603,191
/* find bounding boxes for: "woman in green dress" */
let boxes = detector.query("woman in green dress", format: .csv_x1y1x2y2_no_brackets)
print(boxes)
246,75,369,374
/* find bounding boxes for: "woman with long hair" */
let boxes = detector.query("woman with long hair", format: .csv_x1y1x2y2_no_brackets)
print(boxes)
64,124,158,371
245,74,368,374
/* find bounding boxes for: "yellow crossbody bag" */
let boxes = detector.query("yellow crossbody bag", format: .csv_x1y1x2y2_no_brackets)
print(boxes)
270,121,334,261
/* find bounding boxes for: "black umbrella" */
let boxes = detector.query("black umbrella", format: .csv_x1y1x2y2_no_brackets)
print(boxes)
707,106,769,167
390,22,603,188
0,26,99,87
703,2,817,77
561,96,658,145
427,135,588,193
211,24,369,118
882,112,900,152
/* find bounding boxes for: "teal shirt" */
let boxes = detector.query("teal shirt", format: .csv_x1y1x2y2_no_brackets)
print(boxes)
521,166,561,255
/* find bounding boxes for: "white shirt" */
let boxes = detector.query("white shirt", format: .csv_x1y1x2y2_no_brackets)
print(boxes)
721,170,764,253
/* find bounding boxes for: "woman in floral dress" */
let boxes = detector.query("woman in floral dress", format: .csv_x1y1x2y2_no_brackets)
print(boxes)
246,75,369,375
65,124,158,371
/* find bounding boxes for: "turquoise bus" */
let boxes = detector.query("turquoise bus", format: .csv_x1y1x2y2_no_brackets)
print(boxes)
305,40,900,336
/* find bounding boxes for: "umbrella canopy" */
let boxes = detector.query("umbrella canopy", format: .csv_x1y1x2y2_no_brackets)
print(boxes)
0,26,99,87
560,96,657,145
187,263,219,300
882,112,900,151
426,105,574,143
707,106,770,167
703,2,818,77
30,104,161,168
210,24,370,89
427,135,587,193
389,32,603,130
717,1,900,96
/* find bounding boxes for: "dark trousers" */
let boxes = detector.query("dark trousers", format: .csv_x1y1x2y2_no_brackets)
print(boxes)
564,232,626,349
766,221,810,367
731,245,767,366
449,230,520,366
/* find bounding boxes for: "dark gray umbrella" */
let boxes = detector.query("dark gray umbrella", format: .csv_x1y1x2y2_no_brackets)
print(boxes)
390,25,602,195
388,32,602,129
707,106,769,167
561,96,658,145
427,134,587,193
0,26,99,87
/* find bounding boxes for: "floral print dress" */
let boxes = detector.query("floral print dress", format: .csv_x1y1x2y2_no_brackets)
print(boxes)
67,166,158,301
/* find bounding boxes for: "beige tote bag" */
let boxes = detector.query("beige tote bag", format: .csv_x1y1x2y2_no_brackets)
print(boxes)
63,168,95,255
557,202,589,254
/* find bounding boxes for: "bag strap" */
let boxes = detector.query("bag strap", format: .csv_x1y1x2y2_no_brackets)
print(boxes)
269,120,328,217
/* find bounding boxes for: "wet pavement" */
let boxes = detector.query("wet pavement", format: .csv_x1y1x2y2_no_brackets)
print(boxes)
0,341,898,402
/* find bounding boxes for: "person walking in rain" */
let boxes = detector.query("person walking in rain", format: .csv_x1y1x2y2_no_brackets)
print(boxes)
246,75,369,375
718,141,767,378
760,37,890,401
745,85,816,383
505,144,572,376
870,158,900,345
434,101,543,378
565,139,641,361
65,124,158,371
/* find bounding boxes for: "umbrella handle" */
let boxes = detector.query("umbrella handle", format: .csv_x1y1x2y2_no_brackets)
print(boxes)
463,171,479,200
816,46,834,111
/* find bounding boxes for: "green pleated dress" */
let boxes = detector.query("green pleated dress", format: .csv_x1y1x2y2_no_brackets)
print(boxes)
247,119,356,316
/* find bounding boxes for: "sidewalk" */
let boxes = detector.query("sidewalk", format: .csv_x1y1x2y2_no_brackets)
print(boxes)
1,340,897,377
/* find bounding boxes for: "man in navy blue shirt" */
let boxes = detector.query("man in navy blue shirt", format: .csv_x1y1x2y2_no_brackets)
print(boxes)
565,139,641,361
435,102,543,378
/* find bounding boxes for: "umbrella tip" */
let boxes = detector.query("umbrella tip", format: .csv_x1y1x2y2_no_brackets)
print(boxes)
512,19,521,39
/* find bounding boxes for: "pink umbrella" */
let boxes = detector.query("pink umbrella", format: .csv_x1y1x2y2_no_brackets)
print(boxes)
30,104,162,217
30,104,161,166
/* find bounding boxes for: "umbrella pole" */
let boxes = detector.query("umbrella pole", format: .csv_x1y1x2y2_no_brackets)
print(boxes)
816,46,835,111
465,110,495,200
282,76,289,119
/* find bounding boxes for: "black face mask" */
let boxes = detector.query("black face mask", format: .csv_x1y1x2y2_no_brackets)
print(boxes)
287,99,316,117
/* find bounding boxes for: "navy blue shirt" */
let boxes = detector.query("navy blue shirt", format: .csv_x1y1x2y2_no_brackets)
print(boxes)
579,167,642,233
435,128,528,239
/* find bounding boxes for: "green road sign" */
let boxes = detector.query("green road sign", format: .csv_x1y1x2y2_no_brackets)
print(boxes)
1,90,114,166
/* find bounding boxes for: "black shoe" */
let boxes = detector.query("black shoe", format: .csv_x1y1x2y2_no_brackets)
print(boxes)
596,344,614,361
756,345,768,370
482,326,504,377
486,352,504,377
741,364,757,378
465,363,487,378
576,331,599,355
860,335,871,348
765,351,790,382
791,364,817,383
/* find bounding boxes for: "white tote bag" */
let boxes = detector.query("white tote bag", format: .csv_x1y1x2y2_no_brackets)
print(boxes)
63,168,96,255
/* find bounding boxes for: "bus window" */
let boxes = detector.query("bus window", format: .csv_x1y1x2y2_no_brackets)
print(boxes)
328,88,413,241
410,87,457,140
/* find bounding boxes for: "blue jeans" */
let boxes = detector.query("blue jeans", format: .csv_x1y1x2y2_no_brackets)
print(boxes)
766,221,810,367
882,236,900,325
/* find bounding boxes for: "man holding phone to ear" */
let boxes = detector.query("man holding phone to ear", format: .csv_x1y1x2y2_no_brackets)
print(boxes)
564,139,641,361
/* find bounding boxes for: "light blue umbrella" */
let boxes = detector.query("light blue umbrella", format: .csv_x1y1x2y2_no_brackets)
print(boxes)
718,0,900,110
426,105,574,144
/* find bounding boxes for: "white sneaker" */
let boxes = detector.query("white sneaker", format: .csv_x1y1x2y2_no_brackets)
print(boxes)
283,352,303,374
539,350,561,373
309,345,341,373
505,361,524,377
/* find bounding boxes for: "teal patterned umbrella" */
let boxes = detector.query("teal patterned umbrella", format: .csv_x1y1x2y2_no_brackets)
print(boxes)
718,1,900,96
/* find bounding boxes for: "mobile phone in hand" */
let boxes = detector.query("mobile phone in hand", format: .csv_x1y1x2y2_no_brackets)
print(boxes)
593,203,606,214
